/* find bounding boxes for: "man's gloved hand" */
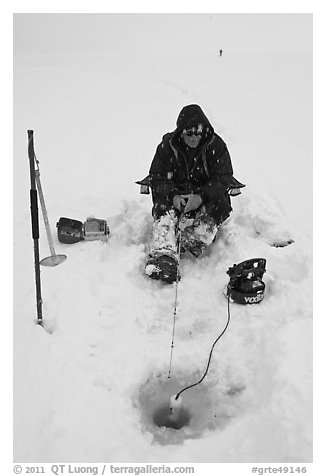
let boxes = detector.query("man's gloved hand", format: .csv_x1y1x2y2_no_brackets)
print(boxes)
183,194,203,213
173,193,203,213
173,195,188,211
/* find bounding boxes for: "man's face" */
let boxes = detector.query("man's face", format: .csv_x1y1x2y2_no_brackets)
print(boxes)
181,125,202,148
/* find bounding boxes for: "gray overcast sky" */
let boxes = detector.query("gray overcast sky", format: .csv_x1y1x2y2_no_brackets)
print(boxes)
14,13,312,57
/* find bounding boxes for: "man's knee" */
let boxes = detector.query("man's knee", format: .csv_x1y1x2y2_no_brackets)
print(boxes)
203,200,232,225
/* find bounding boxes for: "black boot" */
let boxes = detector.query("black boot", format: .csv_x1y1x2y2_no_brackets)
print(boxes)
145,253,180,284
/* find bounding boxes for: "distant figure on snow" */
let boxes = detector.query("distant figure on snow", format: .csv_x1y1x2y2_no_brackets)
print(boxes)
219,49,223,57
137,104,245,284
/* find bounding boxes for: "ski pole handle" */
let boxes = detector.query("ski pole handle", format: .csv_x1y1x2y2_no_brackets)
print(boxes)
28,130,40,240
30,189,40,240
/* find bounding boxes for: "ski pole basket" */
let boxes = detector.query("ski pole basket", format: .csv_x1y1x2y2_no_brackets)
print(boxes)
226,258,266,304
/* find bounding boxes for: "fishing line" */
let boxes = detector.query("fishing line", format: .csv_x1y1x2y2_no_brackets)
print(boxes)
167,221,183,379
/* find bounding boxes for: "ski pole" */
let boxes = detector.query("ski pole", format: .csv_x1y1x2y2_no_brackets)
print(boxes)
27,130,43,325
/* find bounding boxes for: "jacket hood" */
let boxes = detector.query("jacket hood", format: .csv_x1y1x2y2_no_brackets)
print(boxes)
176,104,213,131
171,104,214,150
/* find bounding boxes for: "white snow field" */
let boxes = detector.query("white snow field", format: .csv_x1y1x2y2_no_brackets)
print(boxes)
13,14,312,464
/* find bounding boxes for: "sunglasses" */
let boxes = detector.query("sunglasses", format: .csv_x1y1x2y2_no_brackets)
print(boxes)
183,129,202,137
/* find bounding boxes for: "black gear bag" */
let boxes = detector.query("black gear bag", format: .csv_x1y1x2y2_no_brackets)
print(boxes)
56,217,84,244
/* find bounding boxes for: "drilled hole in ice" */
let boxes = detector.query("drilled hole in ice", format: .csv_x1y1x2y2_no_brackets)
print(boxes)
135,370,246,445
152,403,191,430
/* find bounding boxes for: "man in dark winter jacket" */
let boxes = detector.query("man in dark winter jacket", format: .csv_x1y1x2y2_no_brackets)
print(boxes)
139,104,244,284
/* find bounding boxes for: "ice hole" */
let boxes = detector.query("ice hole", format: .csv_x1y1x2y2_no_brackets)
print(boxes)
135,369,245,445
152,403,191,430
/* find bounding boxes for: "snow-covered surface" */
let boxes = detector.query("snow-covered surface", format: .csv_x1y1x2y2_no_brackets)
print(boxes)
13,14,313,465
